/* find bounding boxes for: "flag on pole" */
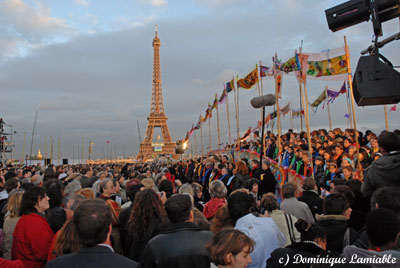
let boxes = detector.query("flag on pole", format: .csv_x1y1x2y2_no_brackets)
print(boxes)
260,65,273,77
344,113,350,119
280,54,301,73
292,109,304,118
390,105,397,112
279,102,291,117
310,90,327,107
302,47,348,80
218,89,227,104
226,79,235,93
237,68,259,89
327,82,347,103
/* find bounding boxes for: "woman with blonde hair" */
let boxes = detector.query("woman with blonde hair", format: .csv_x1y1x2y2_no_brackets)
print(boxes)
3,189,24,259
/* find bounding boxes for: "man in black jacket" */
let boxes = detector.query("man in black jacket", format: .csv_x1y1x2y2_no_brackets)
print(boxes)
46,199,137,268
298,177,323,218
140,194,213,268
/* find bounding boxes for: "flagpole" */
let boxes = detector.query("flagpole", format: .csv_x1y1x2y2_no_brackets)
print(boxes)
226,89,232,145
344,36,361,174
216,104,221,150
274,53,282,157
259,61,264,95
256,64,263,124
57,137,60,165
22,132,26,164
208,116,212,154
299,48,314,179
298,45,304,132
346,81,353,128
290,102,294,130
384,105,389,131
194,131,197,157
44,135,47,164
235,76,240,141
326,87,332,131
200,120,204,157
50,136,53,165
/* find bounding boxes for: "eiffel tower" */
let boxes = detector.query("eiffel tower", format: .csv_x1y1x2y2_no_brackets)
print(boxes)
137,26,176,160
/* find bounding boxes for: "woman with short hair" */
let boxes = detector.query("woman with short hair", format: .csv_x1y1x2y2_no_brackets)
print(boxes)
11,186,54,268
203,180,227,220
206,229,254,268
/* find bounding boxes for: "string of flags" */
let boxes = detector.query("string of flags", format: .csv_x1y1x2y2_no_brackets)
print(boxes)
183,46,350,143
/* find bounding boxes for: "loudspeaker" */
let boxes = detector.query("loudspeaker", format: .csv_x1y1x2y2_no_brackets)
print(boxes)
45,158,51,165
62,159,68,165
353,55,400,106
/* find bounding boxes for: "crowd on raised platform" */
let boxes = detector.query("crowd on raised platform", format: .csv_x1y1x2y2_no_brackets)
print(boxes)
0,127,399,267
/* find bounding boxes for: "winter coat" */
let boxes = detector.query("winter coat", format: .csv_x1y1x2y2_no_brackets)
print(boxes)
127,217,166,262
316,214,358,254
280,197,315,224
348,193,370,231
362,151,400,198
298,190,323,218
3,215,20,260
231,173,249,191
140,222,213,268
259,168,276,196
267,241,336,268
249,167,261,180
203,198,226,220
269,210,301,247
12,212,54,268
314,165,325,188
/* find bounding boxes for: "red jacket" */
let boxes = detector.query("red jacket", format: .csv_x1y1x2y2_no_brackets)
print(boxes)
12,212,54,268
203,198,226,220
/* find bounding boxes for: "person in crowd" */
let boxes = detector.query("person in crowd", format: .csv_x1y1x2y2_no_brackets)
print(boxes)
313,156,325,189
12,186,54,268
316,193,358,253
48,194,86,260
228,191,285,268
228,161,249,193
353,186,400,250
248,160,261,180
344,179,370,231
79,167,94,188
44,179,66,234
280,182,315,224
362,131,400,200
267,219,335,268
126,189,167,262
206,229,254,268
191,182,204,212
209,205,235,233
140,194,213,268
45,199,138,268
2,189,24,260
203,180,227,220
298,177,323,218
260,193,300,247
258,160,276,196
343,208,400,265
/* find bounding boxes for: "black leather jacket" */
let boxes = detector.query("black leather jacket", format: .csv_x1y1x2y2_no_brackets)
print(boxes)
140,222,213,268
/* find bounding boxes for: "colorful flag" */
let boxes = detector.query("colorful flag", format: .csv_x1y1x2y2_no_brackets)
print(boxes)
279,102,291,116
344,113,350,119
390,105,397,112
260,65,273,77
302,47,348,80
237,68,259,89
292,109,304,118
296,53,309,83
211,95,218,110
310,90,327,107
239,127,252,141
226,79,235,93
280,55,301,73
327,82,347,103
218,89,227,104
275,72,283,98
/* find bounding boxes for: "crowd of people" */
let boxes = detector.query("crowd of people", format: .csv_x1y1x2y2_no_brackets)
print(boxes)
0,127,399,267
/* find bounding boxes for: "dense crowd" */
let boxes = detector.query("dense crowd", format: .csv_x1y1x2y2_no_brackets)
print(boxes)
0,127,399,268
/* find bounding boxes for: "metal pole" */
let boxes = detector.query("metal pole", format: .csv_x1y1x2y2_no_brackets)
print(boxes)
29,110,38,165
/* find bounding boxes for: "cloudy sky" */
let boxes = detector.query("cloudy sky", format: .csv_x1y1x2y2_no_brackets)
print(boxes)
1,0,399,160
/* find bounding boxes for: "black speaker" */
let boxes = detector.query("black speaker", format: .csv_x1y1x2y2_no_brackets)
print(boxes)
353,55,400,106
62,159,68,165
45,158,51,165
